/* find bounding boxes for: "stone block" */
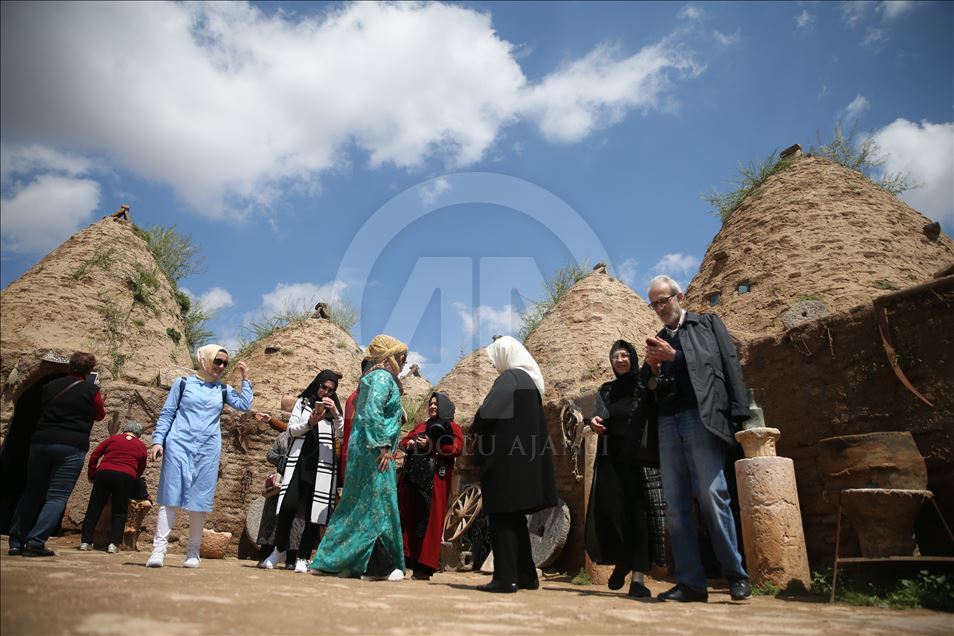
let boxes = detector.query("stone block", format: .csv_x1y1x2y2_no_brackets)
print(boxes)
200,528,232,559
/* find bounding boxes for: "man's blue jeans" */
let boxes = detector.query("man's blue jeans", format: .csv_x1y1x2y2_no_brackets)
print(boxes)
9,443,85,550
658,408,746,592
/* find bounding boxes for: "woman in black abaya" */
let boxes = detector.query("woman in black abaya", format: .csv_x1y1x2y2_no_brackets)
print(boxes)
584,339,664,597
471,336,557,594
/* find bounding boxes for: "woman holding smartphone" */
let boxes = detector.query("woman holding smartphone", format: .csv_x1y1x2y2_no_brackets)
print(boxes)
260,369,343,573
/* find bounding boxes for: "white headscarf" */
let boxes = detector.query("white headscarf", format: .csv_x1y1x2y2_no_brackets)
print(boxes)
485,336,545,397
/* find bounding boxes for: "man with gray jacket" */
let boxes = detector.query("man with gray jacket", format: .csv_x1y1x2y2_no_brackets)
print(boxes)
643,275,751,603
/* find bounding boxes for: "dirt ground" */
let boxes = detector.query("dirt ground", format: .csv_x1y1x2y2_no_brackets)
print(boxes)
2,537,951,635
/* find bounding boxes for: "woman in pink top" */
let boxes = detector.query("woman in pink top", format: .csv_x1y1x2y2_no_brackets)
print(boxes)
79,421,148,553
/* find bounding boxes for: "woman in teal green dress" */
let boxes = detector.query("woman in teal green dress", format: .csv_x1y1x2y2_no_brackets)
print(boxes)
309,334,408,581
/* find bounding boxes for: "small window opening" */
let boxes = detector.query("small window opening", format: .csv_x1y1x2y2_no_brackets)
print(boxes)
737,281,751,294
709,293,721,306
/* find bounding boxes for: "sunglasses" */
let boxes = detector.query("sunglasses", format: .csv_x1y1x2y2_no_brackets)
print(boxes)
648,293,676,310
212,358,228,367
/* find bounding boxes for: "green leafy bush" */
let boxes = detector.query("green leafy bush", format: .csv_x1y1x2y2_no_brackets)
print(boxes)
70,246,117,280
810,119,918,196
139,225,204,285
704,151,795,222
518,260,589,341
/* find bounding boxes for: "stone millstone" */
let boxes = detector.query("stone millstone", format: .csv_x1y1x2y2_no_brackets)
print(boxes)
200,529,232,559
527,499,571,568
244,496,266,546
782,300,827,330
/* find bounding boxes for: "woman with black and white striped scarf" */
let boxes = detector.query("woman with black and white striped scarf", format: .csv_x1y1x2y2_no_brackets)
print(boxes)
262,370,343,573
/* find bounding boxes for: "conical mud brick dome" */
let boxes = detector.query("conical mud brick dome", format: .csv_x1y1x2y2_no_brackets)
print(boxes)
417,348,498,429
686,155,954,339
0,215,193,387
400,364,433,421
523,267,660,403
225,311,365,412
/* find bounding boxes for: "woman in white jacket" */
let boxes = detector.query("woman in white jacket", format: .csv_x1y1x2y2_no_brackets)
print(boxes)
262,370,343,572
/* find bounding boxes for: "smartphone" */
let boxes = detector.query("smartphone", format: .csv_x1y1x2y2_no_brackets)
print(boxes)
86,372,100,385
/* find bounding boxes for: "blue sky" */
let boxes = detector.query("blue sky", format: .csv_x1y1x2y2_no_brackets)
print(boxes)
2,1,952,382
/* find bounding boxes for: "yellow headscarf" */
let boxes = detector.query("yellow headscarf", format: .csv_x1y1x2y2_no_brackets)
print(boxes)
196,343,228,383
366,334,408,375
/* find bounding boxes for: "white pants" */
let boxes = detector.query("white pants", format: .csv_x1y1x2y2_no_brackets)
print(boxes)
152,505,206,554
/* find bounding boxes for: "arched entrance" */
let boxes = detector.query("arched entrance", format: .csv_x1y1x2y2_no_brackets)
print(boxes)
0,370,67,533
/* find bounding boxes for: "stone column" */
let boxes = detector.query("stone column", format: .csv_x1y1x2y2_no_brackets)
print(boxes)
734,427,811,590
583,429,613,585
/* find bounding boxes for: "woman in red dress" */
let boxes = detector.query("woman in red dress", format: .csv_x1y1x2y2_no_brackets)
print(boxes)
398,392,463,580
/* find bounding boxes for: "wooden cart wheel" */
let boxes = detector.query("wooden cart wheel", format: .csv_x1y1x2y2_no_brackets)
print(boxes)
443,484,483,542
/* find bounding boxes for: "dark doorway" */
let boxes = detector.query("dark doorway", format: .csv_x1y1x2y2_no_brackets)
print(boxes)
0,372,67,533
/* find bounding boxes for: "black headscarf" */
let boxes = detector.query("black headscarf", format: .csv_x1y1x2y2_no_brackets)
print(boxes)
298,369,343,416
609,339,639,383
425,392,456,443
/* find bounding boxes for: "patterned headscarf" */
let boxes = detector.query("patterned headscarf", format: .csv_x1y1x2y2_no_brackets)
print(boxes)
195,343,228,383
366,334,408,375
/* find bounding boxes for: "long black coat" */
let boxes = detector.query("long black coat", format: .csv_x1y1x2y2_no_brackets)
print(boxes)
471,368,557,515
584,373,653,571
643,312,750,444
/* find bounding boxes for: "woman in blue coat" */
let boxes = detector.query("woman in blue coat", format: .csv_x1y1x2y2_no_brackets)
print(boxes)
146,344,253,568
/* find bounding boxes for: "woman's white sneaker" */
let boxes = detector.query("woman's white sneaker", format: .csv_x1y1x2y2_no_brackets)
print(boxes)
263,547,284,570
294,559,308,573
146,550,165,568
387,568,405,582
107,544,119,554
183,555,201,568
78,543,92,551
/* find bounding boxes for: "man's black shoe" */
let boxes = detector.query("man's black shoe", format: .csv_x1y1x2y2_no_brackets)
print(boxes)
628,581,652,598
477,580,518,593
518,578,540,590
729,577,752,601
657,583,707,602
8,547,22,556
608,564,627,591
22,546,56,557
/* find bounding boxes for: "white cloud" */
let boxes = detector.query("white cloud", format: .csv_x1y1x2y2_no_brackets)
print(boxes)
0,174,101,253
712,29,741,46
840,2,918,34
1,2,704,219
678,5,703,21
1,144,98,182
841,1,875,28
452,302,520,337
862,27,885,48
881,1,916,20
649,253,700,290
817,85,830,100
870,118,954,225
795,10,815,31
615,258,639,288
260,281,346,316
418,177,451,205
523,41,702,144
399,350,428,378
197,287,234,313
841,95,871,121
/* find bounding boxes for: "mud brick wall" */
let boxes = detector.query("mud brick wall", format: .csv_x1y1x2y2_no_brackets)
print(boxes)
741,278,954,567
